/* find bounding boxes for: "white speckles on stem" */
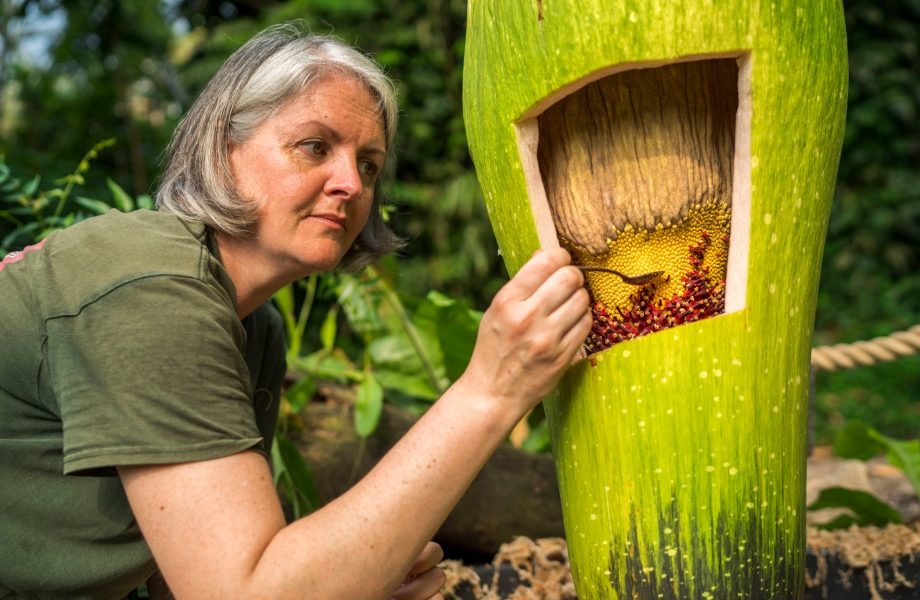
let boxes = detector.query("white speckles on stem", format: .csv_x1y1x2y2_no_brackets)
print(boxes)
796,197,802,208
771,233,778,244
590,513,597,520
714,369,722,377
628,11,638,22
622,350,630,358
730,468,738,475
770,283,776,293
751,155,759,168
764,213,772,224
706,466,715,472
700,371,708,378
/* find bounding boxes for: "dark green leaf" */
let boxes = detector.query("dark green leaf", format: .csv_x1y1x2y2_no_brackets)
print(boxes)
373,368,439,401
136,195,155,211
337,273,383,337
414,290,481,382
807,486,903,528
74,197,112,216
272,436,320,519
285,376,317,414
835,421,920,498
21,175,40,197
879,437,920,499
290,350,358,384
368,334,440,400
106,178,134,212
354,371,384,437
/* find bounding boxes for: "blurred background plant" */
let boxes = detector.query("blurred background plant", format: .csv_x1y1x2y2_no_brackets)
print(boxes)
0,0,917,466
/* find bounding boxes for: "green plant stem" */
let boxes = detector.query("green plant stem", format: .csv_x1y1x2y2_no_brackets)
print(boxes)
368,266,447,395
53,139,115,218
0,210,24,228
294,274,318,354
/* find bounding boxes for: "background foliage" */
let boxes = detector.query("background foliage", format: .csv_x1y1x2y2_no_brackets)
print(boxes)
1,0,917,447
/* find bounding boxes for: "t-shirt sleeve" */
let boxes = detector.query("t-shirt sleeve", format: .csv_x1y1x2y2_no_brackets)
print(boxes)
46,275,265,475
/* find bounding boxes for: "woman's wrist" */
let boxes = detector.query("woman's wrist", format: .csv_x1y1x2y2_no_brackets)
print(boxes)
447,374,527,440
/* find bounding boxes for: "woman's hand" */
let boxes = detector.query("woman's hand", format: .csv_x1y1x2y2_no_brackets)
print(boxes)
458,247,592,421
390,542,445,600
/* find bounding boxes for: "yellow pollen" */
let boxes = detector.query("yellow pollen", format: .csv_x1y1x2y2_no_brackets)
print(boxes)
567,203,731,314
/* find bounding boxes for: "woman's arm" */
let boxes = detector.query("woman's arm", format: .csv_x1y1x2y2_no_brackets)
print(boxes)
118,248,591,600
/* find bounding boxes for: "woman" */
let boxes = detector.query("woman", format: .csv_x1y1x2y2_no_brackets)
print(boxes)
0,24,591,599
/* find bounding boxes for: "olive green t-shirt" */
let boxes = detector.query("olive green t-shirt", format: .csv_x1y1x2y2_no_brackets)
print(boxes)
0,210,287,599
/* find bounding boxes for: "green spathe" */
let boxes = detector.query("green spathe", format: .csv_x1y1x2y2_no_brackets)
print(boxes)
463,2,847,599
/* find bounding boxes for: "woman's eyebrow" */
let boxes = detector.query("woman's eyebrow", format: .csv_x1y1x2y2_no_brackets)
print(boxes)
294,121,386,156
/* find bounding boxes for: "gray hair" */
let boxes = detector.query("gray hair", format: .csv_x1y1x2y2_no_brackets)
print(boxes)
155,22,402,272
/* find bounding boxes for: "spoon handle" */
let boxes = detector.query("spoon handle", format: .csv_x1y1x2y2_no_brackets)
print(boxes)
576,266,664,286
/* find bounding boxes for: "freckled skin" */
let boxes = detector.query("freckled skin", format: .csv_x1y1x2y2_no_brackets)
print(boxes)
234,76,385,272
218,74,387,318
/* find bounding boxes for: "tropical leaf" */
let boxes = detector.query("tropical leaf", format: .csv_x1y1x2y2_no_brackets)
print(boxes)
74,197,112,216
807,486,903,529
106,177,134,212
272,435,320,519
835,421,920,497
354,370,384,437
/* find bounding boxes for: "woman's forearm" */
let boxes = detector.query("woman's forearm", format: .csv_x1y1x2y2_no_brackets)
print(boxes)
121,249,591,600
249,382,518,598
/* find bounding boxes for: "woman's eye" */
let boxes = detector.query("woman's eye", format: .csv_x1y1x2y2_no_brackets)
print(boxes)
360,161,380,178
302,140,326,156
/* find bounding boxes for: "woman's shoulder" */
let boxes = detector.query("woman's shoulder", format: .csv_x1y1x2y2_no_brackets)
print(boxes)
26,209,230,319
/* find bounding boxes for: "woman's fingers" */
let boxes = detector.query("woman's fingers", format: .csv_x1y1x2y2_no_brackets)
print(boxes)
532,266,588,319
548,286,592,339
498,248,574,302
406,542,444,577
390,566,446,600
559,308,594,358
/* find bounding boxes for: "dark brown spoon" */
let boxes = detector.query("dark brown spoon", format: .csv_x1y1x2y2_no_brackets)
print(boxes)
576,266,664,286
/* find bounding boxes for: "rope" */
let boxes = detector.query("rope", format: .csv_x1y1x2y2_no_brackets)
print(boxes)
811,325,920,371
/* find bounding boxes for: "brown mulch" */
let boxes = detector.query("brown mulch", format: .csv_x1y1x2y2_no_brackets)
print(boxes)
442,525,920,600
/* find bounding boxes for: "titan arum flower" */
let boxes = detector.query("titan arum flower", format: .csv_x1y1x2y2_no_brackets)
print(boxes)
463,1,847,599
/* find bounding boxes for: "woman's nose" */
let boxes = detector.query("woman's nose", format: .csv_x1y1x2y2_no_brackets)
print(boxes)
324,154,364,199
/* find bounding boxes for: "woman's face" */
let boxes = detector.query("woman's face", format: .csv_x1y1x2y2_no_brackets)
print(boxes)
229,73,386,275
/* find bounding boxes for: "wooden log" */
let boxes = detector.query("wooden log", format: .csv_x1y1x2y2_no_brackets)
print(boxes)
291,393,565,558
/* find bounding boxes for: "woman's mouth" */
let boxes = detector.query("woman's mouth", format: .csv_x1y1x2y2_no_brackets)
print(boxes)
310,213,347,230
